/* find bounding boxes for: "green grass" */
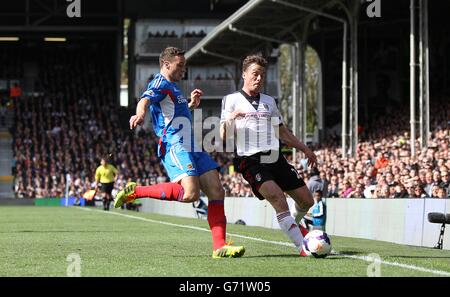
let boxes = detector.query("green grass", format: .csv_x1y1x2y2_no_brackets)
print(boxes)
0,206,449,277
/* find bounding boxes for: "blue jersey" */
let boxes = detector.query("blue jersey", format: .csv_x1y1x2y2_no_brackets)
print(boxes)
140,73,219,182
141,74,193,157
311,200,326,226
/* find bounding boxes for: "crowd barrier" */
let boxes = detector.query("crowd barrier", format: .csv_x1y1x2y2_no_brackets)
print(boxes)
34,197,86,207
140,197,450,250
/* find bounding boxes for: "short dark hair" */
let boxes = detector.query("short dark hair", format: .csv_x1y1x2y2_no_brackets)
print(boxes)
159,46,185,68
101,153,113,163
242,53,267,72
310,167,320,177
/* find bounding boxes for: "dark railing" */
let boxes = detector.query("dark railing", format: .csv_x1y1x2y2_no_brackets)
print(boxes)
137,37,203,56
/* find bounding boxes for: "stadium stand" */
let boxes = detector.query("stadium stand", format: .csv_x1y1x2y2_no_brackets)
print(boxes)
8,41,449,200
309,101,450,199
10,43,169,199
3,2,448,201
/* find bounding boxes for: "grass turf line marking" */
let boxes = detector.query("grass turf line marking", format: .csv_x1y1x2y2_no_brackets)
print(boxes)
76,207,450,276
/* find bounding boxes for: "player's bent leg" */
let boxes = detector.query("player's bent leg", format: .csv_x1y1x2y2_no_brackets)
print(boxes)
114,180,189,208
179,176,200,203
286,185,314,212
286,186,314,235
258,180,290,213
259,181,307,256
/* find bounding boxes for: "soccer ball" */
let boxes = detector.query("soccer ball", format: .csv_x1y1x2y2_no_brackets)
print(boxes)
302,230,332,258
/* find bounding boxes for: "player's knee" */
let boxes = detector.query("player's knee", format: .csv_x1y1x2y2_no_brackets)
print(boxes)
265,194,288,210
181,191,200,203
305,196,314,208
264,191,283,202
300,199,314,210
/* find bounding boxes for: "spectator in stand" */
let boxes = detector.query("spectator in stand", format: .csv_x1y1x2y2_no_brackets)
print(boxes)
374,151,389,173
440,170,449,196
327,175,340,198
341,180,353,198
348,184,365,198
0,97,6,126
10,82,22,99
423,171,434,197
306,167,323,194
300,190,326,231
393,183,409,198
414,185,428,198
319,171,329,197
430,185,441,198
437,187,448,198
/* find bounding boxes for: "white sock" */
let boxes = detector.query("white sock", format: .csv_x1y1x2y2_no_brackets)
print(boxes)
277,211,303,251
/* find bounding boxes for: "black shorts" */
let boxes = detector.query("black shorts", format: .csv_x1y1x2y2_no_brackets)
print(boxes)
236,150,306,200
100,182,114,195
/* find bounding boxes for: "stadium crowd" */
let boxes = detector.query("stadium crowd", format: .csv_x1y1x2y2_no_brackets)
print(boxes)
12,45,168,199
304,102,450,199
8,45,450,200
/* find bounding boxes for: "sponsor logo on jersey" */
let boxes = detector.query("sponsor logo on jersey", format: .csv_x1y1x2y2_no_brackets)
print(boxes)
177,95,188,104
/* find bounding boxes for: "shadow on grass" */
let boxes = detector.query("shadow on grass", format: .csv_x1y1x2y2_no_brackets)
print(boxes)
241,254,300,259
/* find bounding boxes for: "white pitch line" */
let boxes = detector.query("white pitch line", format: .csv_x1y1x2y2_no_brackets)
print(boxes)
75,207,450,277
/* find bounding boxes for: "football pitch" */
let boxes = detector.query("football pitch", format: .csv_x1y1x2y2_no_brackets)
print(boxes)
1,206,449,277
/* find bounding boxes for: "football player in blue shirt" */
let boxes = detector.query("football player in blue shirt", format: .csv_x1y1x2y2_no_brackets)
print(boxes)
114,47,244,259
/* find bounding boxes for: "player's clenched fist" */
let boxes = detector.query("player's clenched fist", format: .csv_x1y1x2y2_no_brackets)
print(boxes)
189,88,203,110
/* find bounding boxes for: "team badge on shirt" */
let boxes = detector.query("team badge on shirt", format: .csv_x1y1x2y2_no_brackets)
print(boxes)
255,173,262,182
260,103,269,111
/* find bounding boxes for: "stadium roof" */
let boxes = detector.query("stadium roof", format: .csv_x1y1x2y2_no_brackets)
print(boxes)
186,0,344,65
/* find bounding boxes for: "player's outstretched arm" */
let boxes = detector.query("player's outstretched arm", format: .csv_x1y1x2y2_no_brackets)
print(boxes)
129,98,150,129
278,125,317,167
